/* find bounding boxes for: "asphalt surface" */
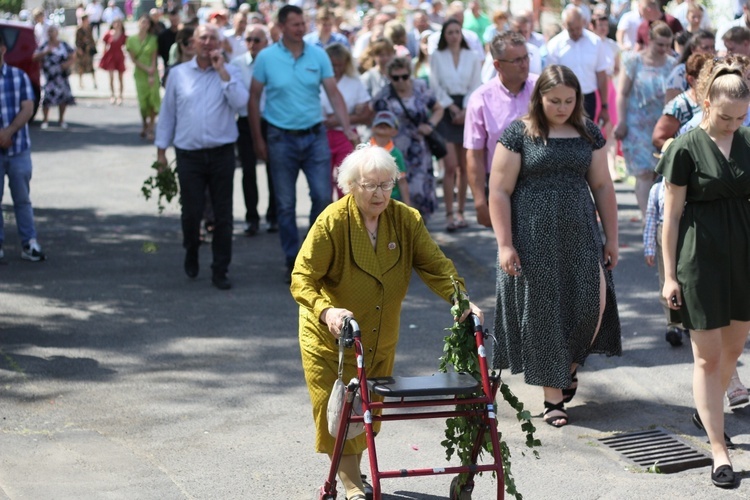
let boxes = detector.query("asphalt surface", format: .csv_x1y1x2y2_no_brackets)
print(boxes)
1,43,749,500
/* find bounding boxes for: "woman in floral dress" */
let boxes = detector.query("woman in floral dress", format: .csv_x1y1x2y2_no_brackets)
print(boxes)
614,21,676,218
371,57,444,219
33,25,76,129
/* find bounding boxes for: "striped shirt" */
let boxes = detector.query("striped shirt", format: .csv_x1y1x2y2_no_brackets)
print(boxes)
0,63,34,156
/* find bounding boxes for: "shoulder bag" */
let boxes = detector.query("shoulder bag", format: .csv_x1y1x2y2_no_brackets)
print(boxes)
326,336,364,439
392,85,448,159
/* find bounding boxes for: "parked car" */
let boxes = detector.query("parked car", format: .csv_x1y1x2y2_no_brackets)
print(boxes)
0,20,41,114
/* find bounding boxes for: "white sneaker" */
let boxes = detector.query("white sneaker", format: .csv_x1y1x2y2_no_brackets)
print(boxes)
59,121,69,130
21,239,46,262
40,122,49,130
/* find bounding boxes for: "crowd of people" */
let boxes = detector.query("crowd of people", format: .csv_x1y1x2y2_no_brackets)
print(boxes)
2,0,749,494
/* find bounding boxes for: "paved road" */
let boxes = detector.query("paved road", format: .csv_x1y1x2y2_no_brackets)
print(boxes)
0,99,748,499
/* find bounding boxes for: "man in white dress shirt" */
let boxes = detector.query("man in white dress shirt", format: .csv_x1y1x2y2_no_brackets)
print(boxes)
545,6,610,125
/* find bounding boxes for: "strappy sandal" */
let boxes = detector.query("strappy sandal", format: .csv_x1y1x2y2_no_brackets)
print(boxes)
446,212,457,232
562,369,578,404
455,212,468,228
543,400,568,428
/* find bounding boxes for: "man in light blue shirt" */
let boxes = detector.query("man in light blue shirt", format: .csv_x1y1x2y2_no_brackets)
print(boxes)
155,24,249,290
249,4,356,282
230,24,276,237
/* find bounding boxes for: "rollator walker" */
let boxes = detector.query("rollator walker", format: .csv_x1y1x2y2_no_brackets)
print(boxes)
316,315,505,499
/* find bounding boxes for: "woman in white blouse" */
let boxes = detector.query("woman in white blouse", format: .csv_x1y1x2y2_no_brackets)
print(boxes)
429,19,482,231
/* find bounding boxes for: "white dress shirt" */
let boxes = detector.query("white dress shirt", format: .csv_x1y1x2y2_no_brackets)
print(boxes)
429,48,482,107
545,29,608,94
229,52,265,117
155,58,249,150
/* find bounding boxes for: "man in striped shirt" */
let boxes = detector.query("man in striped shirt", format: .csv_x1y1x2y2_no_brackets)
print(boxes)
0,33,45,262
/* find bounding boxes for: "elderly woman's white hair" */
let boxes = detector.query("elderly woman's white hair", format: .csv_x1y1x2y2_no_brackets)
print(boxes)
337,144,399,194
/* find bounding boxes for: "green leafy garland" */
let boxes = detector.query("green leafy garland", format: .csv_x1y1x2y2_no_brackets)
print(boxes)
440,277,541,499
141,161,179,214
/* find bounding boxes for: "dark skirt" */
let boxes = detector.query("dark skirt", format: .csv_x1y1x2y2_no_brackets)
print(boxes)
436,94,465,144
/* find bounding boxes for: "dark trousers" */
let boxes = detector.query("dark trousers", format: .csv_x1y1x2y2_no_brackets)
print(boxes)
175,143,235,275
236,117,276,224
583,92,597,121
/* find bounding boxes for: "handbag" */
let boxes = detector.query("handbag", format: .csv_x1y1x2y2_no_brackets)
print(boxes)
391,85,448,159
326,336,364,439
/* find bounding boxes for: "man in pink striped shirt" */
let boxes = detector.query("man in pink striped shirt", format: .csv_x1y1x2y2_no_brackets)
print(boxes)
464,31,538,227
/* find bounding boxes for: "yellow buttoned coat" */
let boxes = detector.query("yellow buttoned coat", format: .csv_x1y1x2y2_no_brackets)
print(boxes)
291,195,466,455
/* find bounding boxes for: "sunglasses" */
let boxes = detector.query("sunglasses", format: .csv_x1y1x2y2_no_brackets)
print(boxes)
390,74,410,81
246,37,263,43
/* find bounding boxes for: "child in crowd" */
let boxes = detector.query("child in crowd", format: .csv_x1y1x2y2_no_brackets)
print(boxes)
369,111,409,206
644,172,688,346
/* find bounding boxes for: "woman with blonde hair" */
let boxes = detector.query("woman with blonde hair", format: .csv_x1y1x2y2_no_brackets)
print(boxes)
657,61,750,489
359,38,395,97
614,21,676,218
322,43,371,198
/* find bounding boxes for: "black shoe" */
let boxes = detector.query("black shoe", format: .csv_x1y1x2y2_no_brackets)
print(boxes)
285,263,293,284
361,475,373,500
691,412,735,449
184,247,199,278
212,273,231,290
711,464,736,489
267,221,279,233
244,221,258,236
665,326,683,347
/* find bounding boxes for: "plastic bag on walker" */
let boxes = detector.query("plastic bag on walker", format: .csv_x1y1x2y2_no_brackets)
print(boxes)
327,378,365,439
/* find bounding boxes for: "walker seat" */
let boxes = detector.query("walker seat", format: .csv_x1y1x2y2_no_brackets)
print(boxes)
367,372,480,398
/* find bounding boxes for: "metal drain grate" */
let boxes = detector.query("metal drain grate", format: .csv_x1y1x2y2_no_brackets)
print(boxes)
598,428,712,473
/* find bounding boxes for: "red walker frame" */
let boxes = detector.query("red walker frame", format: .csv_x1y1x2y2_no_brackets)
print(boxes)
317,316,505,500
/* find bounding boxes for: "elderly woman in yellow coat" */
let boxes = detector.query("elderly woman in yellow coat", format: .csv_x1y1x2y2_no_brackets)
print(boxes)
290,145,482,500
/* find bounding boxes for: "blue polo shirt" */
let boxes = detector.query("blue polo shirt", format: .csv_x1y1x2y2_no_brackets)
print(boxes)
252,40,333,130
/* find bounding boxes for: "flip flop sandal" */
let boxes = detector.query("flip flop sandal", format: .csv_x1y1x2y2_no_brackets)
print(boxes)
562,369,578,404
543,400,568,428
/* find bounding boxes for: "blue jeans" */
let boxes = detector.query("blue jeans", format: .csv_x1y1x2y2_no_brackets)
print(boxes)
266,124,332,266
0,149,37,246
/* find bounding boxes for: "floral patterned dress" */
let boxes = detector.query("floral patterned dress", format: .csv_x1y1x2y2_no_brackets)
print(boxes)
372,79,438,219
621,52,676,176
37,41,76,107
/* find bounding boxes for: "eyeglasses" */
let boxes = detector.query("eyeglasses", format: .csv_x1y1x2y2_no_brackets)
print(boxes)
496,53,529,65
390,74,410,81
594,16,609,22
246,37,263,43
358,180,396,192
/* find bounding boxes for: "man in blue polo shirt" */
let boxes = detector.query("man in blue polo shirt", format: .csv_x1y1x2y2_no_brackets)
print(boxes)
248,4,357,282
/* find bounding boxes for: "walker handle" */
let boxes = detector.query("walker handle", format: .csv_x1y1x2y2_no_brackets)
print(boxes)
341,317,361,347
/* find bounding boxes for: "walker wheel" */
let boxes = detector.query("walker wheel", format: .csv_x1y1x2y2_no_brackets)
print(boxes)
314,485,336,500
449,476,473,500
